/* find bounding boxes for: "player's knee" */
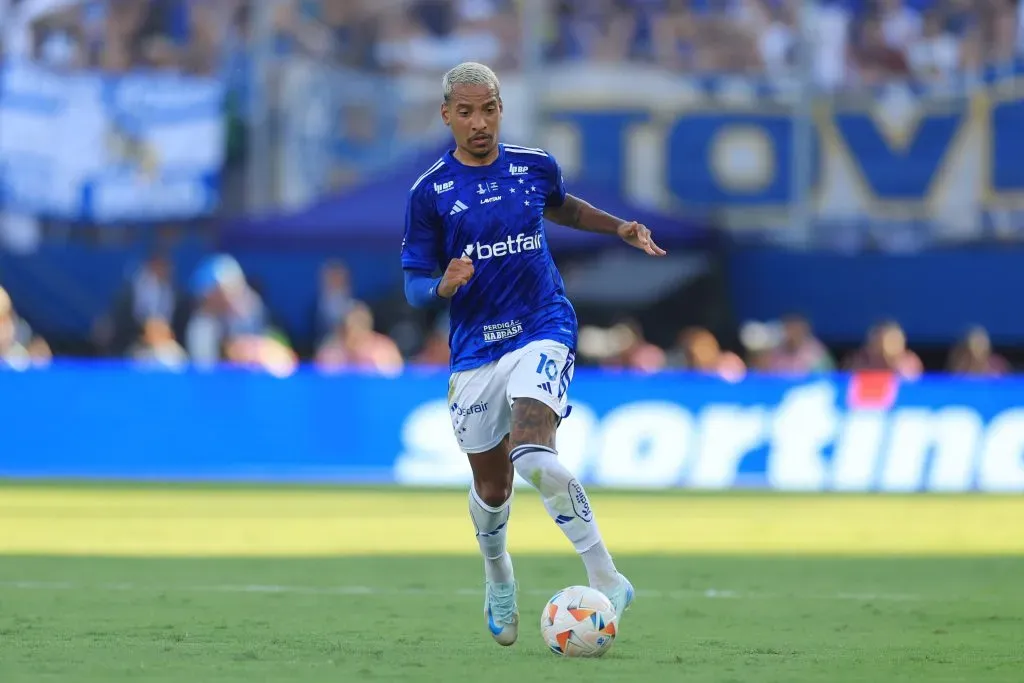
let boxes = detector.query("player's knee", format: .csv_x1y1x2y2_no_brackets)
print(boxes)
476,477,512,507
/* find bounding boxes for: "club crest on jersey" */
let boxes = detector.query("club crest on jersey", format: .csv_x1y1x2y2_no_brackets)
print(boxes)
509,163,529,176
434,180,454,194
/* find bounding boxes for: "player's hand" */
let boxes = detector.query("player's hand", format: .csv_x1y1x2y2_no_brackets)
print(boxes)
617,221,666,257
437,254,474,298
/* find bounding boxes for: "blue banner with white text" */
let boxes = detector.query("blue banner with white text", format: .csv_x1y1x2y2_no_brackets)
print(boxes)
0,62,225,221
2,364,1023,492
539,65,1024,247
249,62,1024,248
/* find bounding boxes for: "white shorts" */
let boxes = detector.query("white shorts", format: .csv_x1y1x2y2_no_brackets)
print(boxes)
448,339,576,454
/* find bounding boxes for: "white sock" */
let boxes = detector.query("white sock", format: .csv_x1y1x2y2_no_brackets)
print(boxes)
468,487,514,584
510,444,619,589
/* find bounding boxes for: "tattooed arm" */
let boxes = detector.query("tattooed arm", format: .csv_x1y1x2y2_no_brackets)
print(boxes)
544,194,667,256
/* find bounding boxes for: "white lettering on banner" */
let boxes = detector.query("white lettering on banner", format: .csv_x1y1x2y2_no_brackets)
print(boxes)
396,401,469,485
924,409,983,491
978,409,1024,491
880,408,981,492
394,382,1024,491
767,383,837,491
830,410,886,491
689,405,767,489
593,403,694,488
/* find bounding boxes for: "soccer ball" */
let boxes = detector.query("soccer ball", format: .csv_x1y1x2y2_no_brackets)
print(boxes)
540,585,618,657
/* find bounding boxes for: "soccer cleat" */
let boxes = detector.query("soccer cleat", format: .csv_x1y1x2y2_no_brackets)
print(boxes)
484,580,519,646
600,573,635,619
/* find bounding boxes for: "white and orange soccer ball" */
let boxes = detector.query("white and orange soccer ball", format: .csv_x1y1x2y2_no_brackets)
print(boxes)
540,585,618,657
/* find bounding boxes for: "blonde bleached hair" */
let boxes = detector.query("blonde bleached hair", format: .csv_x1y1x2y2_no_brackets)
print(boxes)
442,62,500,103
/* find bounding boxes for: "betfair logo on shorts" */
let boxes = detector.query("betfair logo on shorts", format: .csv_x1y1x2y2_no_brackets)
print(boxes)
467,231,542,261
450,402,489,417
483,320,523,344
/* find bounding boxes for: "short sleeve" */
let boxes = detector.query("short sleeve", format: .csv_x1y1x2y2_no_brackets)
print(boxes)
544,152,567,208
401,186,441,272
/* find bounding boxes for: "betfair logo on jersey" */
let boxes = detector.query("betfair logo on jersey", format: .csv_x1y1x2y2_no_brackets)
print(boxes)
509,163,529,176
434,180,454,194
468,231,543,260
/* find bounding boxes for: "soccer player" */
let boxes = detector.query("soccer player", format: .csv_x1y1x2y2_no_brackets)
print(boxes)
401,62,666,646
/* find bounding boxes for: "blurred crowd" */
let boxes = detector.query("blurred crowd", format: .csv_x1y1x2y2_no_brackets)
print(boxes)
0,0,242,73
263,0,1024,86
2,0,1021,84
577,314,1010,379
0,255,1013,379
545,0,1024,86
260,0,1024,86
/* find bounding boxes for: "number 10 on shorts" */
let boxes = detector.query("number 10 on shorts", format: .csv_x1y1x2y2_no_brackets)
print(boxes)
536,353,558,381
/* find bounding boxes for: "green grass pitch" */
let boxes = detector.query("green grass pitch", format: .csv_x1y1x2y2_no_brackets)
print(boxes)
0,483,1022,682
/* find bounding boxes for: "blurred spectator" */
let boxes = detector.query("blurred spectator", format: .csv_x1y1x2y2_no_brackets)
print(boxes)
129,316,188,370
946,326,1010,377
608,319,666,373
752,0,799,77
738,319,780,372
987,0,1019,65
579,319,665,373
650,0,701,71
550,0,637,65
223,333,299,377
667,326,746,381
849,11,910,84
313,260,357,345
185,254,274,368
414,313,451,367
844,320,923,378
0,285,51,368
878,0,922,49
95,252,185,356
762,314,835,375
374,0,508,74
906,9,960,81
315,301,404,374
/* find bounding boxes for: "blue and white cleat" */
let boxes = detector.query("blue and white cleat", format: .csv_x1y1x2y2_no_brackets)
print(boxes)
601,573,635,618
484,581,519,646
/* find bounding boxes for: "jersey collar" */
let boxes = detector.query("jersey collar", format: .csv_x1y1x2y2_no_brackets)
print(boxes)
445,143,507,172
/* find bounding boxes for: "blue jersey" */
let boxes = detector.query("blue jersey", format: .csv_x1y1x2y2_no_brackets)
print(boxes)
401,143,578,372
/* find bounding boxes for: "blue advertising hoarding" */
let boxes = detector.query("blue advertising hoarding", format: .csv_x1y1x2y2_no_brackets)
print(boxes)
2,363,1022,492
0,62,225,221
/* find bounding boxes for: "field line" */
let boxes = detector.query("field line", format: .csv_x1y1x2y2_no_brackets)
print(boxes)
0,580,928,603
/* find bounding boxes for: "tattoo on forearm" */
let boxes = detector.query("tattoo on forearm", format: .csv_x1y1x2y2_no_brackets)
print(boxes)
566,196,584,227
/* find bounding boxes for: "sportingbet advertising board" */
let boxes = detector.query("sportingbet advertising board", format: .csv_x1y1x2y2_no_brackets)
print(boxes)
2,365,1022,492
